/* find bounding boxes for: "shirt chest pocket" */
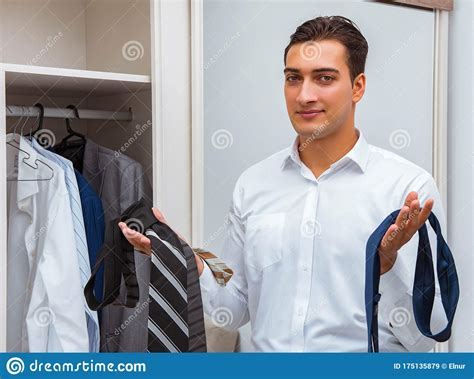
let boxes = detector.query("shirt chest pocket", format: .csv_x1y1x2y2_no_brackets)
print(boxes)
244,213,286,271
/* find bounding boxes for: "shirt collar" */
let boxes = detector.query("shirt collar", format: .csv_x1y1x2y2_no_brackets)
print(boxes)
280,128,370,173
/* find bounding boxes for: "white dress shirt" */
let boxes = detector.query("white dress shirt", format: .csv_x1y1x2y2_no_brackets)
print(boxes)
6,134,89,352
30,138,100,352
200,129,449,352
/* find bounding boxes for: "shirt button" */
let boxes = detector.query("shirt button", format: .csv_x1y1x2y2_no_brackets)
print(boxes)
302,266,308,272
298,309,304,316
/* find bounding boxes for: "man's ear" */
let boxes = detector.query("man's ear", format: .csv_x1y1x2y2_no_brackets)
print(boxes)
352,73,366,103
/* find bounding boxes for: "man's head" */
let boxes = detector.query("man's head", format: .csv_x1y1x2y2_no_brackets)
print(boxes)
283,16,368,140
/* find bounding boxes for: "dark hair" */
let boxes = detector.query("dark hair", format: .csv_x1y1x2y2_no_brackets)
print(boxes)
284,16,368,83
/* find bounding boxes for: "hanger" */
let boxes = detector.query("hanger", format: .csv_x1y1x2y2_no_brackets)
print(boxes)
30,103,45,137
6,103,54,181
8,105,32,151
53,104,86,173
58,104,86,146
6,153,55,182
9,104,43,148
9,105,25,135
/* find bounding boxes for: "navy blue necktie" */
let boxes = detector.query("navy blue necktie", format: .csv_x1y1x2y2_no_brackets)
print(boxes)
365,210,459,352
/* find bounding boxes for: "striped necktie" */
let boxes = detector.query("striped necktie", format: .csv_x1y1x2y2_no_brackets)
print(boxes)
145,225,189,352
84,198,207,352
365,210,459,352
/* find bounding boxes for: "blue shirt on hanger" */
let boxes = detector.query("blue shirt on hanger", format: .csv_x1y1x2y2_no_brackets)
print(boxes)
75,170,106,310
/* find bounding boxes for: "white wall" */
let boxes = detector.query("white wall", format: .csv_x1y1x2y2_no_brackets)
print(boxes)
202,0,473,352
447,0,473,352
203,0,437,249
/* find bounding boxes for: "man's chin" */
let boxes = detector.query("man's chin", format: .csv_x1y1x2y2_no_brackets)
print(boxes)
293,122,332,140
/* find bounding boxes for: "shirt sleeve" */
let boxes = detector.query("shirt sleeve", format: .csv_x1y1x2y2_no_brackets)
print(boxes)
378,173,450,352
199,176,250,330
27,180,89,352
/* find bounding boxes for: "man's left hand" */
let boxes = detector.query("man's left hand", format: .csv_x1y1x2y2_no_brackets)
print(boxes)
378,191,434,275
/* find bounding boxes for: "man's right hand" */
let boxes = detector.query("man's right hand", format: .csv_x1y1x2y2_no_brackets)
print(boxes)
118,207,205,276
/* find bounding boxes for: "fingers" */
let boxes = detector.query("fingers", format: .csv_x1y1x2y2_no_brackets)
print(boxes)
151,207,190,244
379,194,435,256
403,191,418,208
393,205,410,229
380,223,399,250
417,198,434,224
401,192,419,227
118,222,137,238
380,206,409,252
152,207,167,223
404,198,433,234
118,221,151,254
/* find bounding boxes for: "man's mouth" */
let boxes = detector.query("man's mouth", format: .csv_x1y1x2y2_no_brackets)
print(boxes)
297,109,325,119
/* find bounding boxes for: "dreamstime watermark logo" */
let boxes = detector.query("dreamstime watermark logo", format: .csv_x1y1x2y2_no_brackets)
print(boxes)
299,41,322,62
114,298,151,336
34,307,56,327
389,306,411,327
5,358,146,374
298,120,331,152
25,217,52,250
211,129,233,150
122,40,144,61
389,129,411,150
115,120,151,157
301,219,322,238
381,208,419,248
124,218,144,234
29,32,64,65
6,357,25,375
34,129,56,148
376,31,418,74
210,307,233,328
202,216,231,249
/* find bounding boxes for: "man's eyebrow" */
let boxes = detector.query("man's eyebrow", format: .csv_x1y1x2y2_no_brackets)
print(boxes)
283,67,340,74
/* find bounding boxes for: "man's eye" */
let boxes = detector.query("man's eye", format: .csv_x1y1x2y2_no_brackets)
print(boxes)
286,75,300,82
319,75,334,82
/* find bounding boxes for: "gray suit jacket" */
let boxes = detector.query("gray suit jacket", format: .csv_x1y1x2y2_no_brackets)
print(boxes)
83,139,153,352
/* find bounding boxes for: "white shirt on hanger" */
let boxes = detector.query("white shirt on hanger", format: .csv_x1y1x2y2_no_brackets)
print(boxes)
6,134,89,352
199,129,449,352
29,137,100,352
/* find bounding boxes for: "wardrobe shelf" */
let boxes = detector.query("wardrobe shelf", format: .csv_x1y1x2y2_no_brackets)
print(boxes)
1,63,151,97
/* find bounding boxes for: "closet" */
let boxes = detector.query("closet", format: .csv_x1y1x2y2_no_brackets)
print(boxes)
0,0,180,352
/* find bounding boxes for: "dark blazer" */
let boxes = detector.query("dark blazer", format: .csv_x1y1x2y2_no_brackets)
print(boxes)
82,139,153,352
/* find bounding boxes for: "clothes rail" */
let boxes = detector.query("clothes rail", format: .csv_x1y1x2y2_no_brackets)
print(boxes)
6,105,133,121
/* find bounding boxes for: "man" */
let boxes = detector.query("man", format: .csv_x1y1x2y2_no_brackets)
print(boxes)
119,16,449,352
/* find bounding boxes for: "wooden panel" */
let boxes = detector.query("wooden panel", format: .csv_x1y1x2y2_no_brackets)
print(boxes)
385,0,453,11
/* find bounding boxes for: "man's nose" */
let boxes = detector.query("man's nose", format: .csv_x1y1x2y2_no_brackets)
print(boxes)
296,80,318,104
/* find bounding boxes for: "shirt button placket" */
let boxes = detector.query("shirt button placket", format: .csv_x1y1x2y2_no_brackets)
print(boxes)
292,183,318,351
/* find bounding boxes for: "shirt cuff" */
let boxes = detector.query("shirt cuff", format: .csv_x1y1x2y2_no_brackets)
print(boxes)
378,252,440,351
199,259,220,294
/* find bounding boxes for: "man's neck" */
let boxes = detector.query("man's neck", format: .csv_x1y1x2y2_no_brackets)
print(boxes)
298,126,359,178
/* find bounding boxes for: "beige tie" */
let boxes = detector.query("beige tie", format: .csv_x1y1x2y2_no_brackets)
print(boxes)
193,248,234,286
